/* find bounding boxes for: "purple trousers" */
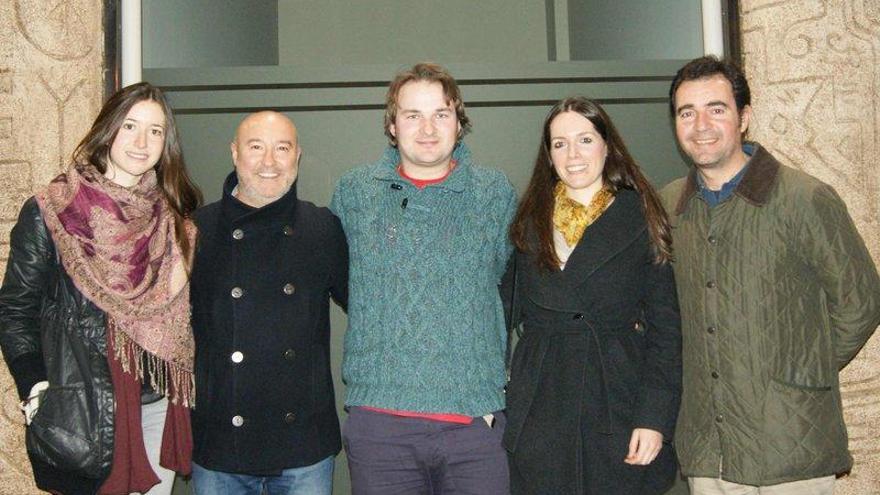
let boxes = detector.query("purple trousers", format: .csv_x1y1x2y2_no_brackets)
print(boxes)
343,407,510,495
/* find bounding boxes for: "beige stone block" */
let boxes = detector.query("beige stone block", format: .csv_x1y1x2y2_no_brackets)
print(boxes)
0,117,10,140
0,160,32,221
0,1,104,492
0,70,11,94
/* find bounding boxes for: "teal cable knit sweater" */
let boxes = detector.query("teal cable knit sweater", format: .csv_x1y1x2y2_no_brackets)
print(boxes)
330,143,516,416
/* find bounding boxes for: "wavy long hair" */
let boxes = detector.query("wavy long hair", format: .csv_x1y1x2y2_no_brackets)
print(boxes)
71,82,203,266
510,96,672,270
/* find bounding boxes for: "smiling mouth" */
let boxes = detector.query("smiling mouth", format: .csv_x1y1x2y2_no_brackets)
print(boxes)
693,138,718,145
566,165,588,173
125,151,149,160
257,172,280,179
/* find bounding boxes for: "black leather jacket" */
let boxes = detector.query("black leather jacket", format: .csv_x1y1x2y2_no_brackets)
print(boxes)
0,197,114,480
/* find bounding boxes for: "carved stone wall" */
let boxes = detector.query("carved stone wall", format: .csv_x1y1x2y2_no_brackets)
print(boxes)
741,0,880,492
0,1,104,493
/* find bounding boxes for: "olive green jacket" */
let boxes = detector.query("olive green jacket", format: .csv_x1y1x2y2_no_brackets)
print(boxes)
660,143,880,486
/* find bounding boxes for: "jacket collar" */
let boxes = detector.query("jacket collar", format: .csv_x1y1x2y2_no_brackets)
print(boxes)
673,142,780,215
560,188,645,286
219,171,299,229
370,142,473,193
526,188,646,308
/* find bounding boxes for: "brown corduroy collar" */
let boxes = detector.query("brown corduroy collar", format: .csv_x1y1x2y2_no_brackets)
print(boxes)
673,142,780,216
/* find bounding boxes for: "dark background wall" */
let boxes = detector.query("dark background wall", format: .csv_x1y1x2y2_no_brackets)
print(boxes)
143,0,279,68
143,2,705,493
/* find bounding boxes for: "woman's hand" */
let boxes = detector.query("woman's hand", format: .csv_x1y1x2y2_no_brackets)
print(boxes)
624,428,663,465
20,381,48,426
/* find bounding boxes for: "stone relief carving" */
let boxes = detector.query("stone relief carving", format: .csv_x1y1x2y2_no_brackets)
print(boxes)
14,0,97,61
0,1,103,492
38,72,89,172
741,1,880,492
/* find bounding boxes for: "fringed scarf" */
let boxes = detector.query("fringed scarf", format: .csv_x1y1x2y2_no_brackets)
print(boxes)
552,181,615,247
35,162,194,494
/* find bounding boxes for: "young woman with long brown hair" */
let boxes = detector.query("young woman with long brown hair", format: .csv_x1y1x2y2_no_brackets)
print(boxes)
0,82,202,495
502,96,682,494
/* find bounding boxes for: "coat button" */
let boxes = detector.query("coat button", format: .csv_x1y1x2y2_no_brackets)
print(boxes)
231,351,244,363
232,229,244,240
283,412,296,424
231,287,244,298
706,280,716,289
707,326,717,334
715,414,724,423
711,371,719,379
283,225,294,236
572,313,584,320
232,415,244,427
707,235,717,244
283,283,295,295
283,349,295,361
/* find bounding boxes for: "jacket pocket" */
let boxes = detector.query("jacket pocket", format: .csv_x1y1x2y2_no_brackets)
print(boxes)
761,379,846,480
26,384,103,478
771,305,834,390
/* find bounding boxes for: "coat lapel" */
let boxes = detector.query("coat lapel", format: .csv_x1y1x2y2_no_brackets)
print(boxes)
563,189,645,284
526,189,647,310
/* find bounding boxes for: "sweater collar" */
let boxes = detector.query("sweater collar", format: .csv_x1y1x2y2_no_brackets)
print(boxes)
219,171,299,228
673,142,780,215
371,142,473,193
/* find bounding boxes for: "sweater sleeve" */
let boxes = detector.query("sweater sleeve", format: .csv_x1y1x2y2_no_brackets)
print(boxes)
492,178,518,282
0,197,51,400
329,176,347,226
803,184,880,369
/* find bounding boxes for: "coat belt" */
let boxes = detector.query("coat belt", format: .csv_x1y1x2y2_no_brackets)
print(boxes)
524,317,633,435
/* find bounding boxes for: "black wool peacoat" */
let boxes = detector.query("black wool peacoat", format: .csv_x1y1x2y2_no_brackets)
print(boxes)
190,173,348,474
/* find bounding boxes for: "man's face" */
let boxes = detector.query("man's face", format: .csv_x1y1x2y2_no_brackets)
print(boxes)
674,75,750,173
231,112,301,208
389,80,461,179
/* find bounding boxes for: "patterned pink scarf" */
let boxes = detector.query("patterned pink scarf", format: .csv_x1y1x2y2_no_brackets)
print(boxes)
35,162,194,403
35,162,194,493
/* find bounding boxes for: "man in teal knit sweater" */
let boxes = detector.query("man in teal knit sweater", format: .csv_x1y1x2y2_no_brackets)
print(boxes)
330,62,517,494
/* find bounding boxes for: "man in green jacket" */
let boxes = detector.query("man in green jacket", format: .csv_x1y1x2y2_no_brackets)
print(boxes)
661,56,880,495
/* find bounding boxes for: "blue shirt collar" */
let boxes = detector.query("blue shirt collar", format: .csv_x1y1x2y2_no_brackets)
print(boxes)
697,143,755,207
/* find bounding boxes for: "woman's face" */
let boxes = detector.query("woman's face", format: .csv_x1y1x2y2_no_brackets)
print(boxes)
549,111,608,204
106,100,166,187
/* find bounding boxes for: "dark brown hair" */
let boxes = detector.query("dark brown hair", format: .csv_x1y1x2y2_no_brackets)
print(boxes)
72,82,203,265
510,96,673,270
383,62,471,145
669,56,751,116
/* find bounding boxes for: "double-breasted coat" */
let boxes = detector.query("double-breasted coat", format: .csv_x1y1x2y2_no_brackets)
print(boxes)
190,173,348,474
502,189,682,494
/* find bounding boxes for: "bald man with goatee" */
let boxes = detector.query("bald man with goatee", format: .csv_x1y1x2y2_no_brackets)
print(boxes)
190,111,348,494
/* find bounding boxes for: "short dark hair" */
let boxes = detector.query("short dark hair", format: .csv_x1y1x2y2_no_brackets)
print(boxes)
383,62,471,145
669,56,751,116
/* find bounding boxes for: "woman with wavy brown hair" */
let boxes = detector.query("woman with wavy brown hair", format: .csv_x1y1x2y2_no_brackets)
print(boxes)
502,96,682,494
0,82,202,495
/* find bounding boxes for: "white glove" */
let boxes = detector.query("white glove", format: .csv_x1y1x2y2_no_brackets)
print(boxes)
19,381,48,426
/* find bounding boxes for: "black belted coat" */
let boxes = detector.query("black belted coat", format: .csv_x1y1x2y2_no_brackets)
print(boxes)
502,189,682,494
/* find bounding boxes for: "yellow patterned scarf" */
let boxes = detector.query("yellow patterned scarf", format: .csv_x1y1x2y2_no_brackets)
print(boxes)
552,181,615,247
